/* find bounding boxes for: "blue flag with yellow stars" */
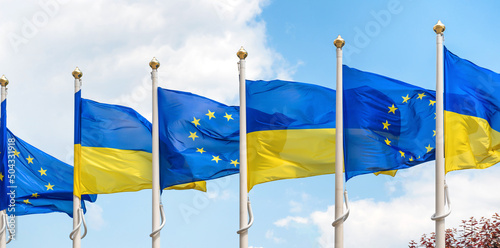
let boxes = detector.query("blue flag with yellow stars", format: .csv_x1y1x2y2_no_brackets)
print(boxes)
158,88,240,189
343,65,436,180
4,129,96,217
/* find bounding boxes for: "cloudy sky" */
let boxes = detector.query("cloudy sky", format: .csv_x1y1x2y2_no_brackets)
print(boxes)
1,0,500,247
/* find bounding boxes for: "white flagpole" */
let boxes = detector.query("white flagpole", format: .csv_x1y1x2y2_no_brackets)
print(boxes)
150,58,161,248
433,20,446,248
333,35,345,248
237,47,249,248
72,67,83,248
0,75,9,248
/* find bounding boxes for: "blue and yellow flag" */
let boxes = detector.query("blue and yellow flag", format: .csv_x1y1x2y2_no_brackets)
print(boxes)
74,90,205,197
343,65,436,179
444,47,500,172
6,130,96,216
0,98,9,211
246,80,336,191
158,88,239,189
74,90,153,196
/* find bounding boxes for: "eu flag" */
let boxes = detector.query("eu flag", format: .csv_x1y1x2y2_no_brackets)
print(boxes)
4,129,96,217
343,65,436,179
444,47,500,172
158,88,240,189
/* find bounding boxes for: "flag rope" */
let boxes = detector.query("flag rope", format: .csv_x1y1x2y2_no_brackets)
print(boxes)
431,183,451,221
150,203,166,237
237,197,254,234
332,190,350,227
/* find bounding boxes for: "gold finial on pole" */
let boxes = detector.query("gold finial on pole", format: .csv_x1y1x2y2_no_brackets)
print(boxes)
433,20,445,34
334,35,345,48
150,57,160,69
236,46,248,60
0,75,9,87
72,67,83,79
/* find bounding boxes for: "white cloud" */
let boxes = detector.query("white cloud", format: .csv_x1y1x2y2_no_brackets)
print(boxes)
265,229,285,244
85,202,106,231
308,164,500,248
274,216,309,227
0,0,293,161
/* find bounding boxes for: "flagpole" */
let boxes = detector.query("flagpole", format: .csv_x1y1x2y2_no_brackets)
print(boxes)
433,20,446,248
72,67,83,248
237,47,249,248
150,58,161,248
333,35,345,248
0,75,8,248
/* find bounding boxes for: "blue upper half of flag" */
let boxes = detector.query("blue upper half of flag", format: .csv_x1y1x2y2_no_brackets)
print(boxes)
0,99,8,210
3,129,95,217
158,88,240,189
246,79,336,133
444,46,500,131
343,65,436,179
79,96,152,151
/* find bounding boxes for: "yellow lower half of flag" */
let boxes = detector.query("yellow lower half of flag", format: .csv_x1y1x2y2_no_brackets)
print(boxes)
74,145,206,196
373,170,397,177
445,111,500,173
247,128,336,191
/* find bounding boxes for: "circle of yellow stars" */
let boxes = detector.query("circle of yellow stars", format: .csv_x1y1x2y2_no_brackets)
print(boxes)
188,109,239,167
381,92,436,163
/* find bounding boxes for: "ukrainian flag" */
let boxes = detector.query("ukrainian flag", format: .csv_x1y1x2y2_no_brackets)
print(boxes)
246,80,336,191
74,90,205,197
444,47,500,172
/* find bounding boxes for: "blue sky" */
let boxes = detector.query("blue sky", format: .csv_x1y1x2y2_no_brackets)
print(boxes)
1,0,500,247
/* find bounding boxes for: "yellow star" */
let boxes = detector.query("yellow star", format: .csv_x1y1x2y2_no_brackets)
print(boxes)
433,130,436,137
388,104,398,114
429,100,436,106
191,117,201,127
188,132,199,141
196,147,205,154
212,156,221,163
402,94,411,103
13,149,20,157
38,167,47,176
32,193,39,198
0,172,3,181
206,110,216,119
434,113,436,119
45,183,54,190
230,159,240,167
23,199,31,204
223,113,233,121
26,155,34,164
382,120,391,130
384,138,391,146
417,92,426,100
399,151,405,158
409,157,414,162
426,144,433,153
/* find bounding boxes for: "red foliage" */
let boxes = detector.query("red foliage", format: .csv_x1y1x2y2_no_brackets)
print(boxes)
409,213,500,247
